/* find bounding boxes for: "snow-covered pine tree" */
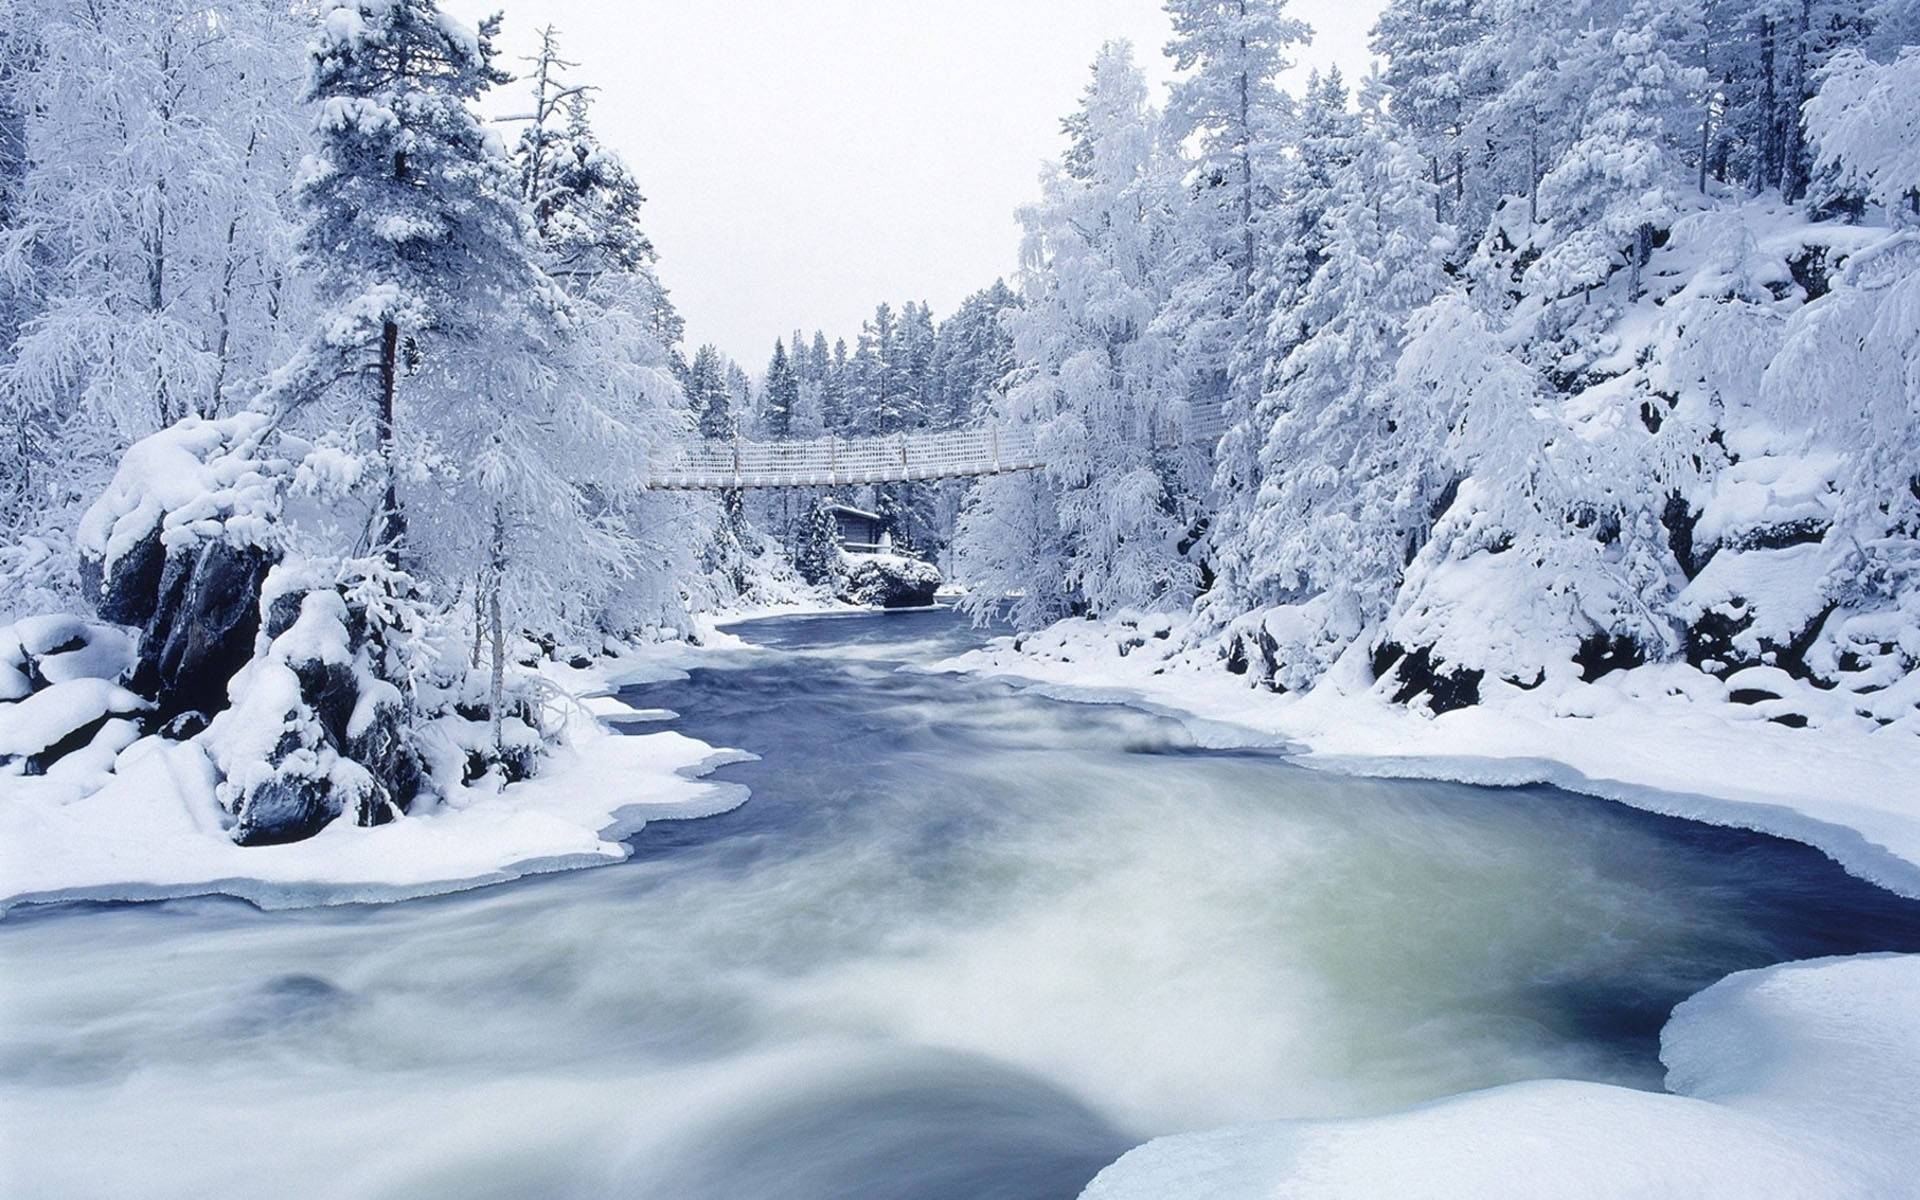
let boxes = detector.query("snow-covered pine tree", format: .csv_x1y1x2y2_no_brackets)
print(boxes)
1208,74,1456,687
687,344,737,439
1158,0,1309,425
932,279,1020,426
1369,0,1499,229
277,0,528,560
1527,0,1707,303
512,30,681,349
757,337,796,442
793,496,845,587
1803,44,1920,224
847,303,895,437
958,41,1197,623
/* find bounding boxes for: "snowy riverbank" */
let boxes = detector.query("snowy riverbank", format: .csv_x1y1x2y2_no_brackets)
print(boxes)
938,616,1920,900
0,636,748,915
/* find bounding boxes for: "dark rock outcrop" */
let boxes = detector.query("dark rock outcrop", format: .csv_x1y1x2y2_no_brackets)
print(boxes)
231,774,338,847
1372,642,1484,715
133,540,275,723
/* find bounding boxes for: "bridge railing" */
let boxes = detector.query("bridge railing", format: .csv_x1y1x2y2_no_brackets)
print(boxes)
643,401,1227,490
646,423,1045,490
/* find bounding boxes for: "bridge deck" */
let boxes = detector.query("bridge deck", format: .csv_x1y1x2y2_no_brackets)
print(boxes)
644,405,1226,491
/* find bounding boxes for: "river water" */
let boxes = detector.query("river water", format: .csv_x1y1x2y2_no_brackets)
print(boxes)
5,608,1920,1199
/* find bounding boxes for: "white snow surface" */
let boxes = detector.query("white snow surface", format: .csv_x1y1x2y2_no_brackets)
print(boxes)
1083,953,1920,1200
0,638,746,913
0,677,150,759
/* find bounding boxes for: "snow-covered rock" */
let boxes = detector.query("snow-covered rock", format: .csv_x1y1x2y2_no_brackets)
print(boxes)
839,553,942,609
202,567,428,845
76,415,287,723
0,615,148,774
0,677,150,768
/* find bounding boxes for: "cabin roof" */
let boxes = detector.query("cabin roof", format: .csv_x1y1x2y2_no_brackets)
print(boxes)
825,503,881,523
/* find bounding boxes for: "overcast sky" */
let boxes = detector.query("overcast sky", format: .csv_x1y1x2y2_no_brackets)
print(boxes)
445,1,1385,367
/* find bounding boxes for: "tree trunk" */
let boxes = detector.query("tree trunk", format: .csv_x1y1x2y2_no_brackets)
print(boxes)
1782,0,1811,202
1698,28,1712,195
377,319,403,559
489,580,505,756
471,579,484,670
488,507,507,757
1758,17,1779,194
1528,121,1541,228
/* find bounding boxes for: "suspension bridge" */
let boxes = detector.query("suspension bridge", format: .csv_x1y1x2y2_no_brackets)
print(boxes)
643,403,1229,491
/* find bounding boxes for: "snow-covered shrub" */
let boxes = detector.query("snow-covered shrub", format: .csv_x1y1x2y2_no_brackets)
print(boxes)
201,561,431,844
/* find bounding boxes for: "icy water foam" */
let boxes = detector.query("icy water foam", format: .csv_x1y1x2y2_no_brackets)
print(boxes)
5,608,1920,1199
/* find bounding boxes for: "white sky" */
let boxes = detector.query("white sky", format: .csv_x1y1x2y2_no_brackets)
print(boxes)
446,1,1385,366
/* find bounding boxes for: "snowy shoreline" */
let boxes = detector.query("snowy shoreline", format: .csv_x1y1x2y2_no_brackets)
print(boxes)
0,635,753,917
935,619,1920,900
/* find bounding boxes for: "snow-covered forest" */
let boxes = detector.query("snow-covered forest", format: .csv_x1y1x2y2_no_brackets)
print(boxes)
2,0,1917,853
0,0,743,847
7,3,1920,1197
955,0,1920,742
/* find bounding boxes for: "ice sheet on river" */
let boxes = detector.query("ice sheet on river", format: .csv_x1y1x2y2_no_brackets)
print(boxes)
1083,953,1920,1200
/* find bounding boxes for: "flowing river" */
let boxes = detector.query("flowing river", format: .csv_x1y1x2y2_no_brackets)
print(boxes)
6,608,1920,1199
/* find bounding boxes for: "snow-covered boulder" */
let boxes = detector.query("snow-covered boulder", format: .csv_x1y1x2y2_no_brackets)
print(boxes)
0,615,147,775
838,553,941,609
0,677,150,773
76,415,286,724
1221,592,1365,694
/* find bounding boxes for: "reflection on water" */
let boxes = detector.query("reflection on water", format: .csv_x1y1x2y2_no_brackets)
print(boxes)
5,607,1920,1200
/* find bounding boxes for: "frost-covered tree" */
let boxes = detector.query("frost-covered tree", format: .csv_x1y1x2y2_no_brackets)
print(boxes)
793,496,844,587
931,280,1020,425
1157,0,1310,435
1163,0,1310,306
512,28,681,349
0,0,304,611
959,41,1198,622
686,344,737,440
274,0,528,558
1370,0,1499,227
762,338,798,439
1207,77,1456,685
1385,294,1683,687
1527,0,1707,301
1803,45,1920,224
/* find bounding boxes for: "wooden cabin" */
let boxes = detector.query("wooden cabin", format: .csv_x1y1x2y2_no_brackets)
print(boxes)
827,504,888,553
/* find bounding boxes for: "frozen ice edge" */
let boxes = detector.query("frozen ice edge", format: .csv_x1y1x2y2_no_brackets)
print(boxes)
932,664,1920,902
